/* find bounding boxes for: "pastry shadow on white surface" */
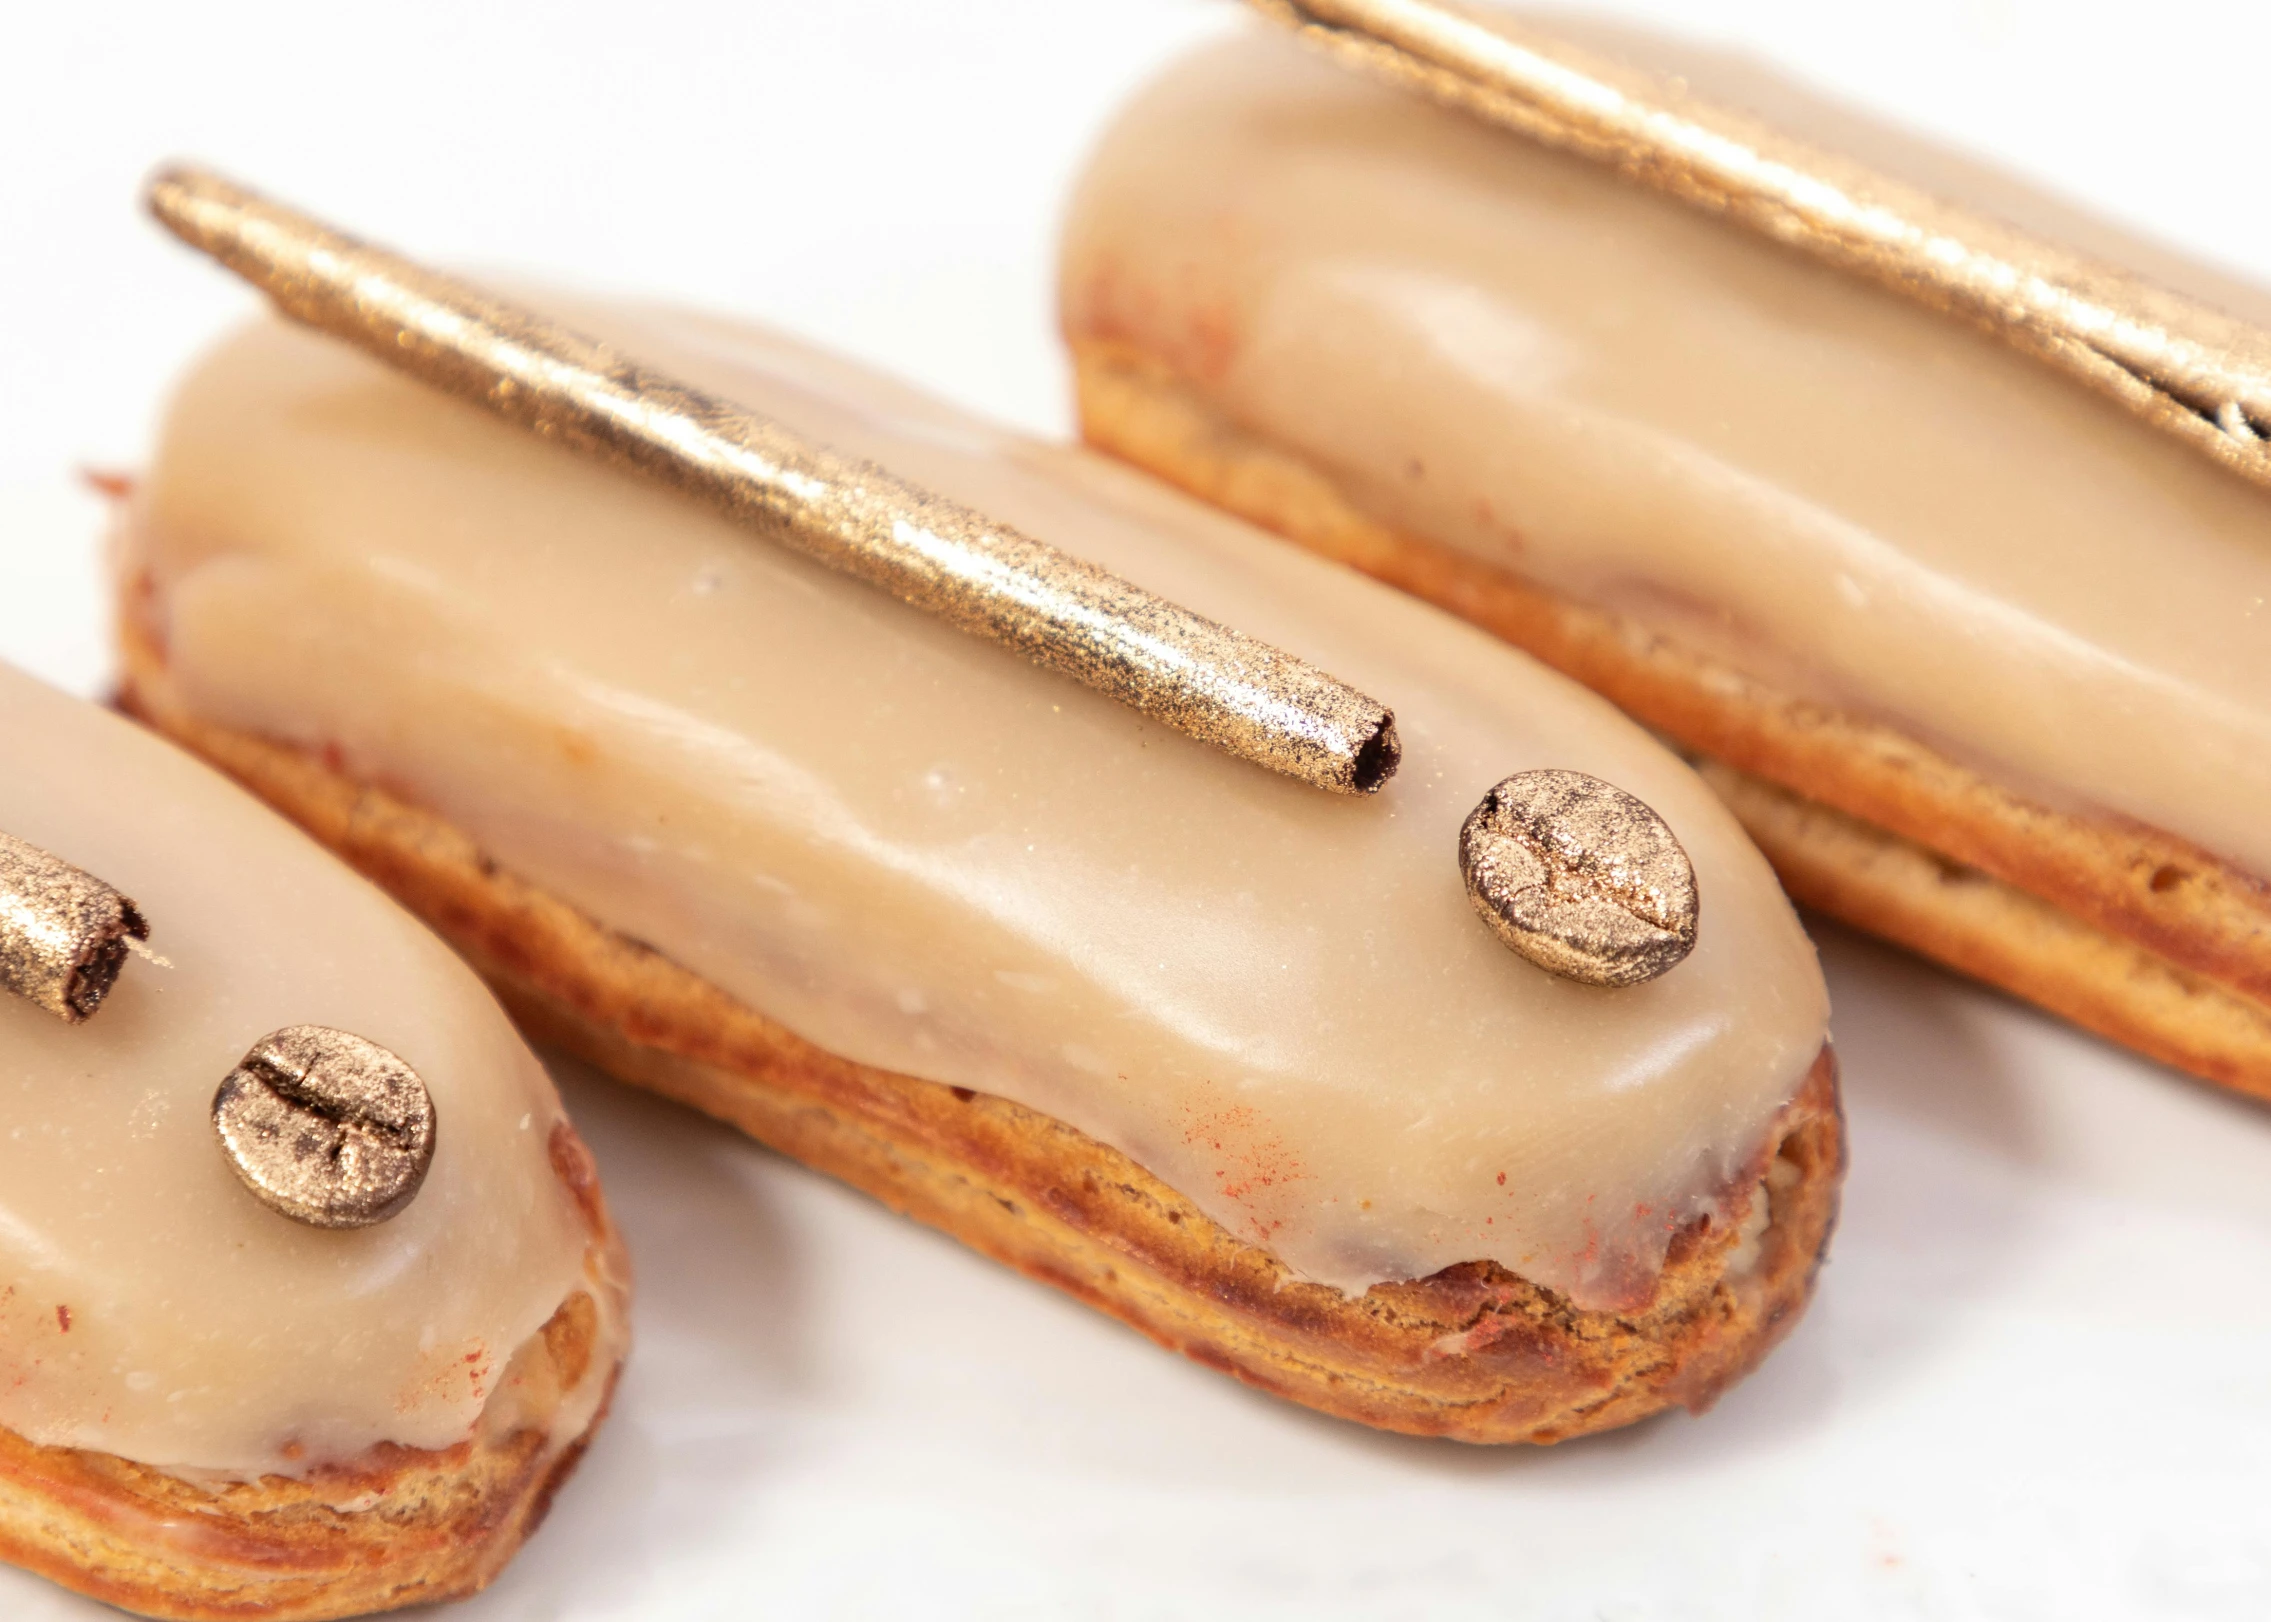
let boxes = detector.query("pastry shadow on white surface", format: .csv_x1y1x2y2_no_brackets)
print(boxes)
1815,915,2271,1225
519,914,2056,1516
450,1064,819,1620
1258,915,2052,1483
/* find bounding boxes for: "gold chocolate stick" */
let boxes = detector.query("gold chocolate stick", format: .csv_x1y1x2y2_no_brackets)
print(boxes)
145,167,1401,796
1250,0,2271,493
0,830,150,1022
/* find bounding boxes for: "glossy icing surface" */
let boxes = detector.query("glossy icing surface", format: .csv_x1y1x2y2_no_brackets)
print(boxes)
0,663,591,1474
1059,30,2271,879
130,305,1825,1308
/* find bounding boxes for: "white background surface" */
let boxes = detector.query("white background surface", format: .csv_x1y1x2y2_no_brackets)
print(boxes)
5,3,2271,1618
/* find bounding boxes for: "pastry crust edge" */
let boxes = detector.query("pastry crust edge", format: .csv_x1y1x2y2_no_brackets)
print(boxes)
0,1135,629,1622
116,618,1842,1449
1067,337,2271,1104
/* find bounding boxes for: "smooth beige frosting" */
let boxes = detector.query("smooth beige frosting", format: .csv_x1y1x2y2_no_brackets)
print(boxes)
1059,29,2271,880
0,662,594,1475
129,303,1825,1310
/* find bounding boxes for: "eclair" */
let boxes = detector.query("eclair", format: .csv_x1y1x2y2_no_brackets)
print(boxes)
1059,17,2271,1101
116,283,1840,1444
0,660,627,1619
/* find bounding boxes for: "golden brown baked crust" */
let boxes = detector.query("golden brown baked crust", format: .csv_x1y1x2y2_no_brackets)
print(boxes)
1068,338,2271,1102
117,614,1841,1447
1704,765,2271,1090
0,1142,628,1621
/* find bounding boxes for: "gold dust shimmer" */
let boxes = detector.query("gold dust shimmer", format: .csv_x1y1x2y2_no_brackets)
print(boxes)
144,166,1400,796
1248,0,2271,492
0,829,149,1021
212,1025,438,1228
1460,770,1698,986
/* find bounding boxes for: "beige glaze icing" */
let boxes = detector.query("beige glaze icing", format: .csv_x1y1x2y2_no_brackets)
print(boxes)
128,304,1826,1310
1059,28,2271,880
0,662,594,1475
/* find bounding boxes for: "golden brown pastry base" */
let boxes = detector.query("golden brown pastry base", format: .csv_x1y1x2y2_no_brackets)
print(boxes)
0,1146,628,1621
117,621,1841,1448
1068,338,2271,1103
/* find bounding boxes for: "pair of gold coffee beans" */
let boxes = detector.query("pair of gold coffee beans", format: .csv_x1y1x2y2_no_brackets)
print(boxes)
2,755,1697,1238
0,828,435,1229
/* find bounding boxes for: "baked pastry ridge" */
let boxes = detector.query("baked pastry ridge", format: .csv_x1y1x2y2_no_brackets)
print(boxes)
0,662,627,1619
1057,28,2271,1098
117,297,1836,1439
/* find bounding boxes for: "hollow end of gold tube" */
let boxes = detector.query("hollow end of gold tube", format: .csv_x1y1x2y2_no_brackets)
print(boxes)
62,900,150,1023
1351,715,1401,794
0,831,153,1024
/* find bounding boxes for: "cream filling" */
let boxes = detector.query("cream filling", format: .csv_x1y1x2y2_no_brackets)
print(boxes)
0,663,592,1475
129,306,1826,1311
1058,27,2271,880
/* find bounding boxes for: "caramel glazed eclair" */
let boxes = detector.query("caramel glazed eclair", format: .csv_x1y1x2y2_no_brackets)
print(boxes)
0,662,627,1620
1060,19,2271,1102
115,289,1840,1445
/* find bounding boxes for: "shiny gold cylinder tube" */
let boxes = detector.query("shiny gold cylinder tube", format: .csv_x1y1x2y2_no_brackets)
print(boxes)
1252,0,2271,494
0,831,149,1022
145,167,1401,796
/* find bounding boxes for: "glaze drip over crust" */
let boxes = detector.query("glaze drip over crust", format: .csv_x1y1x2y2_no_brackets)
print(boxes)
0,663,597,1477
125,304,1826,1308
